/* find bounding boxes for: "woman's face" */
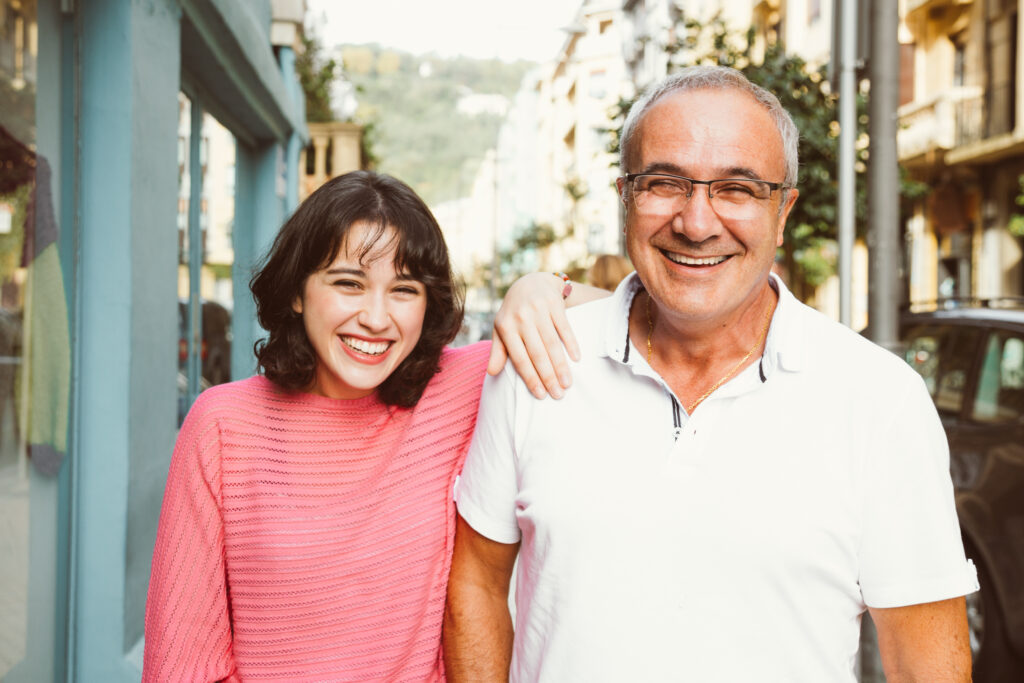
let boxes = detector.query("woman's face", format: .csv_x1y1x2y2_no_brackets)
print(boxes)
293,222,427,400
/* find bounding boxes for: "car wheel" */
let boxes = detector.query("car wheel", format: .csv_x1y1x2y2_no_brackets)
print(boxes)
966,546,1024,682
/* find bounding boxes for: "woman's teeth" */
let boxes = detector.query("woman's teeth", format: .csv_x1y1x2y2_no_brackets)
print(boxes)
342,337,390,355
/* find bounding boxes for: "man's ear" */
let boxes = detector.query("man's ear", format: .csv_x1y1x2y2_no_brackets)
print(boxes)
775,188,800,247
615,176,628,205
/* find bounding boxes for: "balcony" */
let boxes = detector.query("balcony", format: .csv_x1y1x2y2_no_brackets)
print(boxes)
905,0,973,20
898,86,983,163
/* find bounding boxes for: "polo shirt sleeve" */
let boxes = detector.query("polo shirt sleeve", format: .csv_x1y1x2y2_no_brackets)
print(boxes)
455,363,522,544
858,373,979,608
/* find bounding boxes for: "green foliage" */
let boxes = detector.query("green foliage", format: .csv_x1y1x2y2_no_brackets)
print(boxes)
1009,175,1024,238
296,32,339,123
342,44,532,204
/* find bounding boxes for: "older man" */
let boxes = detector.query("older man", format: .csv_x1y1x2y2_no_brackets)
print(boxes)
444,66,978,682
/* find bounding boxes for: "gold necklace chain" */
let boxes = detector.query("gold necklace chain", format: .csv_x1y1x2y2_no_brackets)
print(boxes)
645,292,774,414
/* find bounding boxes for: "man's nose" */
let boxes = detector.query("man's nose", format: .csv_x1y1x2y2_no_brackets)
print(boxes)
671,186,722,241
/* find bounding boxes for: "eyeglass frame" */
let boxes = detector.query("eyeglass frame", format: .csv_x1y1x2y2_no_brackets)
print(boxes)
619,172,790,208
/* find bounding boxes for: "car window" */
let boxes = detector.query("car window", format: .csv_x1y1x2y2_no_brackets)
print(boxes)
904,325,980,415
972,332,1024,423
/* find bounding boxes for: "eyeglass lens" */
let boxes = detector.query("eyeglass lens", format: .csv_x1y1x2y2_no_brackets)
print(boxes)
631,174,774,219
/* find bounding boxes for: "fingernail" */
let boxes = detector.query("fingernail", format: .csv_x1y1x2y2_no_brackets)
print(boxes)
550,386,564,400
558,373,572,388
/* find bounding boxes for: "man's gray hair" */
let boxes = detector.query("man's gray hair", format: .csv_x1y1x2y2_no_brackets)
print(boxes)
620,65,799,187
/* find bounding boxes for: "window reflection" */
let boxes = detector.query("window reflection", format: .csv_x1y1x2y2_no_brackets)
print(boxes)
0,0,37,674
974,333,1024,423
176,95,236,425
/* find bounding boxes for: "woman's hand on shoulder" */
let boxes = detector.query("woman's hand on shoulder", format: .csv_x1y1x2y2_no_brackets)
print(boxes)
488,272,609,399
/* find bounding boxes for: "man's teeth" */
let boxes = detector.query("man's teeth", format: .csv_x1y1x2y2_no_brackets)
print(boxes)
666,253,728,266
342,337,390,355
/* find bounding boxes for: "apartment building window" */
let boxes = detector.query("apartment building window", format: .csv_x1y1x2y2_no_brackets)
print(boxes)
985,7,1017,137
808,0,820,24
900,42,916,106
953,34,966,87
589,69,607,99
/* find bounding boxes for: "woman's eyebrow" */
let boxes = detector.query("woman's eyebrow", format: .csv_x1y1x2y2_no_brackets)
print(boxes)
324,267,365,276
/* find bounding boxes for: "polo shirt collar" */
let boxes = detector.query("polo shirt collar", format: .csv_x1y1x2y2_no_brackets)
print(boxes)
599,271,806,375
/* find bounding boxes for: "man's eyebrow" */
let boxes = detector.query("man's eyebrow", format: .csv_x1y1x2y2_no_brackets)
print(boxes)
640,162,685,176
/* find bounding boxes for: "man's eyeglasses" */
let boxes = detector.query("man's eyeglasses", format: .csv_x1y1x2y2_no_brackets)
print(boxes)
621,173,789,220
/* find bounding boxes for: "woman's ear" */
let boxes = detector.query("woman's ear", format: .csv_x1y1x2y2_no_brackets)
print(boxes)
292,296,303,315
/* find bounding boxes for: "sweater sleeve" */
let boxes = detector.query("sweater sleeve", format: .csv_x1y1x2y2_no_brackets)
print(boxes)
143,392,237,683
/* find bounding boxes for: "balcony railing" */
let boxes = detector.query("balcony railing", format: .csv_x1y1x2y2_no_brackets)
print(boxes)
898,86,984,160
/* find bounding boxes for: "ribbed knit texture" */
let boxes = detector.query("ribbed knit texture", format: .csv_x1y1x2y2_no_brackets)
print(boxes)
143,342,489,682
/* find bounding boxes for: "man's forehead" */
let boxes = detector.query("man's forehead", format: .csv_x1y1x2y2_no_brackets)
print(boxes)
641,88,774,135
633,88,785,175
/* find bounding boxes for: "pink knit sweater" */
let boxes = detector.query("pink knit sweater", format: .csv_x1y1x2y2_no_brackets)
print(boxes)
143,342,489,682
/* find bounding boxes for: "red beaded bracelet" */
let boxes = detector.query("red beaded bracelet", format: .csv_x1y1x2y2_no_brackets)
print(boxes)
553,271,572,300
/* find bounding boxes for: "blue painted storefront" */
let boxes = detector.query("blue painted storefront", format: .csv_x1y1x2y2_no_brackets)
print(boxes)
1,1,307,679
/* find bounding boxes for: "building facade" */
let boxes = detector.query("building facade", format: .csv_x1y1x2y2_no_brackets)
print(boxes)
0,0,307,679
899,0,1024,304
519,0,631,275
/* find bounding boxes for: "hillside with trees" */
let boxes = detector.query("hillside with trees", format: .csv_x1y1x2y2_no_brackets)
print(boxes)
341,44,532,205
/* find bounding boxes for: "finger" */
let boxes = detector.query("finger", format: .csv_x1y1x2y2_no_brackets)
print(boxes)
494,322,551,399
486,327,512,376
550,305,581,364
512,323,564,400
533,311,572,391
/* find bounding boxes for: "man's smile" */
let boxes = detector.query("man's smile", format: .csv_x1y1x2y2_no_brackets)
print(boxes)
660,249,732,267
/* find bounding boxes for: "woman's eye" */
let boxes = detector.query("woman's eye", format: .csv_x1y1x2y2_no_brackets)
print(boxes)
394,285,421,295
332,279,360,289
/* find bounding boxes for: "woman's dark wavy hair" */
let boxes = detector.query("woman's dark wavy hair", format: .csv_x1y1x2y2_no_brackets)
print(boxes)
250,170,464,407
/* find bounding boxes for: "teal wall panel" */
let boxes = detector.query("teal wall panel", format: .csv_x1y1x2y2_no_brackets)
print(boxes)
75,0,180,679
232,141,285,380
124,0,182,654
75,0,136,678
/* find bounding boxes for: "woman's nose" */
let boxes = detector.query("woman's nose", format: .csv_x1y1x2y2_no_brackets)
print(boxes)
357,294,389,331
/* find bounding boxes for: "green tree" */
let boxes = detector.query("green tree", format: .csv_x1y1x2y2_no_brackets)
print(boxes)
296,32,338,123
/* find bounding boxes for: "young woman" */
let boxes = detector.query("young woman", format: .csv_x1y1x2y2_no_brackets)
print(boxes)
142,171,597,682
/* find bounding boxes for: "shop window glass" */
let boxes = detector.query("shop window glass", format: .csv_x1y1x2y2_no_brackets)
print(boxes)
177,95,235,425
1,0,68,677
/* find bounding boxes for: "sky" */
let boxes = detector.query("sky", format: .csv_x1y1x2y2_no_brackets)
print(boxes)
305,0,585,63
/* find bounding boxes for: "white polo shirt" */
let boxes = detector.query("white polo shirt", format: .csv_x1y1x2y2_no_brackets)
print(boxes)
456,273,978,683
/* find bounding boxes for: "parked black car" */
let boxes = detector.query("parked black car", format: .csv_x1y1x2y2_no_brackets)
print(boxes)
901,299,1024,682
